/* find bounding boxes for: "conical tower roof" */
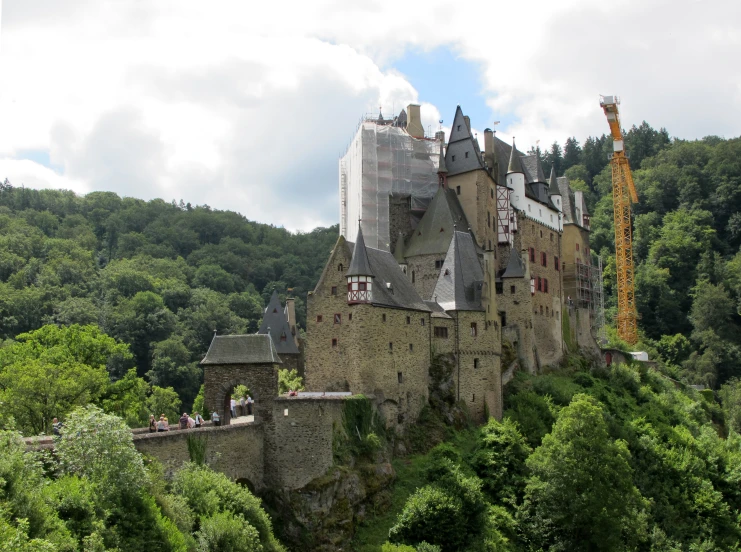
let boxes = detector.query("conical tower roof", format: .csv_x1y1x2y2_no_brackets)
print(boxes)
438,139,447,174
501,249,525,279
548,165,560,196
405,186,469,257
432,231,485,311
347,226,374,277
507,138,524,174
258,291,299,354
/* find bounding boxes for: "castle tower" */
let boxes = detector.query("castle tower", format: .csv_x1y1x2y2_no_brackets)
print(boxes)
346,226,374,304
548,165,562,214
506,138,526,211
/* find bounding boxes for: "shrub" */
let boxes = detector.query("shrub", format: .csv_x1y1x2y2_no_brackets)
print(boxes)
196,511,261,552
504,391,556,446
388,486,466,550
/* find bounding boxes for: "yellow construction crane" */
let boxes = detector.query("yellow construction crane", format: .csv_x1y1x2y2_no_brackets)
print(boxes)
600,95,638,344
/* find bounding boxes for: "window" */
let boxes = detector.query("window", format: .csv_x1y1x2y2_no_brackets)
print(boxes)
540,230,543,238
488,240,492,250
530,277,535,295
457,125,461,131
382,313,386,322
398,372,403,383
491,188,494,199
576,243,580,251
434,326,448,338
544,278,549,293
409,343,413,352
358,282,366,291
540,305,544,315
529,248,535,262
496,281,503,294
541,252,547,267
337,264,343,271
471,322,478,337
472,394,475,402
348,313,352,321
421,318,425,326
501,312,507,327
332,338,338,348
316,315,323,322
412,271,416,283
555,256,560,271
284,408,289,417
334,313,341,324
474,358,479,369
435,260,444,269
406,316,411,324
537,277,542,292
487,211,491,228
511,285,516,294
456,186,461,195
550,233,553,241
452,155,456,162
389,342,393,351
465,151,469,158
331,286,337,295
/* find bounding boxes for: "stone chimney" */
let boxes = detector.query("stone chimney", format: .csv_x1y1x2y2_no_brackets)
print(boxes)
285,298,299,346
406,104,425,138
464,115,471,132
484,128,494,167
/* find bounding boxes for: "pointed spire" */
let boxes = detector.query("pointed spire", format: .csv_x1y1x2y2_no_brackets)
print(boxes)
438,139,447,174
548,165,560,196
502,249,525,279
507,138,524,174
347,226,373,277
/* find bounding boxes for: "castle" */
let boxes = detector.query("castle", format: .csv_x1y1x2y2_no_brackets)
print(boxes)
303,104,602,428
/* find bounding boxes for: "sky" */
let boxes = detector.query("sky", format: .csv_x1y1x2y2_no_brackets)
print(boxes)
0,0,739,232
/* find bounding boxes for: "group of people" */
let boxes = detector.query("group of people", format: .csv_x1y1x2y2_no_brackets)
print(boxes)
229,395,253,418
149,412,204,432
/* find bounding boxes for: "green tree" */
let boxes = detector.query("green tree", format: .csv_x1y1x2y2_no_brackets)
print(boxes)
278,368,304,394
522,394,647,551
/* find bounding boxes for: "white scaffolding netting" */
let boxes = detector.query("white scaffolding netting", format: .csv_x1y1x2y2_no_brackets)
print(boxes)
340,122,441,251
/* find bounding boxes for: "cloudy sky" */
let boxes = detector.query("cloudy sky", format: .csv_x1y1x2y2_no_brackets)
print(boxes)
1,0,739,231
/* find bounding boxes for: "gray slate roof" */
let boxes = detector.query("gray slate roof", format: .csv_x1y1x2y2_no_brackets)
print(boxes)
432,231,485,312
557,176,589,226
521,155,546,185
347,226,373,276
258,291,300,355
444,106,487,177
202,334,282,365
405,186,470,257
548,165,560,196
501,249,525,279
507,139,525,175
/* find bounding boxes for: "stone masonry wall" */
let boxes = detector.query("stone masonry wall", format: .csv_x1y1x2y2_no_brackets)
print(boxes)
265,397,345,490
407,254,446,301
203,363,278,426
133,424,265,489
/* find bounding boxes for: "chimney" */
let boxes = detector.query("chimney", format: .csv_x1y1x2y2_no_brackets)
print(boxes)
464,115,471,132
406,104,425,138
285,298,299,346
484,128,494,168
435,130,446,143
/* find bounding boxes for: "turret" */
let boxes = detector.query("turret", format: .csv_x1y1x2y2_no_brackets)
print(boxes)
347,226,374,304
506,138,526,209
548,165,562,213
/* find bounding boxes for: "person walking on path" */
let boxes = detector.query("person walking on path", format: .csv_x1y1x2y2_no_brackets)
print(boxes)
193,412,204,428
240,396,246,417
247,396,253,416
230,398,237,419
212,410,220,426
149,414,157,433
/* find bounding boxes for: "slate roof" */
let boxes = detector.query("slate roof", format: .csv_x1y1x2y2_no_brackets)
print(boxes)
393,232,406,264
521,155,546,184
258,291,300,355
425,300,453,319
347,226,373,276
501,249,526,279
405,186,470,257
507,138,525,175
432,231,485,312
201,334,282,365
557,176,590,227
444,106,487,177
346,239,431,312
548,165,560,196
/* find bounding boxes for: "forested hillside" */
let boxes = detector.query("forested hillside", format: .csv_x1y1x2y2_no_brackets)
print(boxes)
0,182,337,412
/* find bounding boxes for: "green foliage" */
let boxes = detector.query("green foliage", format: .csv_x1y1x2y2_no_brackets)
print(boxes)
503,390,556,446
196,511,261,552
278,368,304,394
192,383,206,417
338,395,384,461
187,435,207,465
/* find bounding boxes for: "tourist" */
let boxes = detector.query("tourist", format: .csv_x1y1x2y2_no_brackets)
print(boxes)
148,414,156,433
247,395,253,415
52,417,63,438
179,412,189,430
212,410,220,426
230,397,237,418
187,413,195,429
240,395,246,416
157,415,167,432
163,417,170,431
193,412,204,428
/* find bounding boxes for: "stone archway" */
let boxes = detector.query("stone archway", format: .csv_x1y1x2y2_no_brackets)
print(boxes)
203,363,279,427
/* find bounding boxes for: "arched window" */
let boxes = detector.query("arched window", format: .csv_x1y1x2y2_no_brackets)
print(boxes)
338,264,344,271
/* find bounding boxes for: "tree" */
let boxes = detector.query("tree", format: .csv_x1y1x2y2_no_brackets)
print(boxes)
522,394,647,551
562,137,582,172
278,369,304,394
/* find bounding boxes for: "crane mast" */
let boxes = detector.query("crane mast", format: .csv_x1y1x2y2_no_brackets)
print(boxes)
600,95,638,344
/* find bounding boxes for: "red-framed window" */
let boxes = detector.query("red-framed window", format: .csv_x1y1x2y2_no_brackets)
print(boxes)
537,277,542,292
541,252,547,267
529,248,535,262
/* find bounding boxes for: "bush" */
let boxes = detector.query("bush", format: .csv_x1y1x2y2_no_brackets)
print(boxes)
196,511,261,552
504,391,556,446
388,486,466,550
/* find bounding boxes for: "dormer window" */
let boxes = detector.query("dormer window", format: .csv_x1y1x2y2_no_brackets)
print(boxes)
347,275,372,304
338,264,343,271
457,125,461,131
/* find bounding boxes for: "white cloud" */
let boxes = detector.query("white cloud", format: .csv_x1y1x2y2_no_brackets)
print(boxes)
1,0,739,230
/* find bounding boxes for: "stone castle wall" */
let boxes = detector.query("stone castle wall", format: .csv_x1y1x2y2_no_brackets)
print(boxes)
203,363,278,426
406,254,446,301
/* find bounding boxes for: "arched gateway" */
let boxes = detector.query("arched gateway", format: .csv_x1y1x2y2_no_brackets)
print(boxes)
201,334,282,426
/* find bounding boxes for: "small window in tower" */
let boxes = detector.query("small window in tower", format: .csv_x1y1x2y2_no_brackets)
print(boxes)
412,271,416,283
406,316,411,324
540,230,543,238
496,281,503,294
501,312,507,326
348,313,352,321
576,243,580,251
529,248,535,262
273,308,278,313
471,322,478,337
457,125,461,131
488,211,491,227
465,151,469,158
398,372,403,383
389,342,393,351
409,343,413,352
544,278,549,293
316,315,323,323
332,338,338,348
421,318,425,326
456,186,461,195
511,285,516,294
555,256,560,271
474,358,479,369
280,332,287,342
472,394,475,402
452,155,456,162
334,313,341,324
491,188,494,199
542,252,547,267
540,305,544,315
435,260,444,269
331,286,337,295
338,264,343,271
550,233,553,241
382,313,386,322
537,277,542,291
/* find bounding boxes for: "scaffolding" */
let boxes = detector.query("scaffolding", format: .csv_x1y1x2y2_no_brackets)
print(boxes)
340,117,441,251
564,259,605,339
